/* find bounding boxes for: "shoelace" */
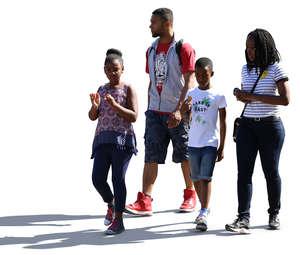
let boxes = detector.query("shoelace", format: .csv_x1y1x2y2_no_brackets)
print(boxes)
270,215,279,222
106,208,113,219
234,216,243,224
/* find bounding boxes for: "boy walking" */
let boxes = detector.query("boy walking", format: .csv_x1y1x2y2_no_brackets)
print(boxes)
181,58,227,231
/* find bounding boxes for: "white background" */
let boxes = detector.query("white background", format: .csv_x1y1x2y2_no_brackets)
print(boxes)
0,0,299,254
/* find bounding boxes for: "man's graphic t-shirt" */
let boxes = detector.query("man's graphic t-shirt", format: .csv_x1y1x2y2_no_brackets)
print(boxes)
146,41,195,95
186,87,227,148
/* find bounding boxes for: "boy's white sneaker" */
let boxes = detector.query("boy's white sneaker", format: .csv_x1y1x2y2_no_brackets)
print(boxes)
196,214,208,231
194,208,210,224
194,208,209,232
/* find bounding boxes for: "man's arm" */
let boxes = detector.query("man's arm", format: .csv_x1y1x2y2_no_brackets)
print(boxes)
167,71,195,128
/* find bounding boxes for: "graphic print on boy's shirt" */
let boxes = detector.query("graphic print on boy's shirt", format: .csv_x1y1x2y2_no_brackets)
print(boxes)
186,88,226,148
192,97,211,125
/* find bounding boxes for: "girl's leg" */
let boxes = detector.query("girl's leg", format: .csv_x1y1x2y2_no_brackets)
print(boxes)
92,145,114,204
111,146,133,219
258,119,285,215
236,119,259,219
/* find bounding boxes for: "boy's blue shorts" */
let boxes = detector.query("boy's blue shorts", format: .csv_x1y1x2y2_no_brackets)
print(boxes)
188,146,217,181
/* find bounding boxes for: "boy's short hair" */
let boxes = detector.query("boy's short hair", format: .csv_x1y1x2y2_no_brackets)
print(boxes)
195,57,213,71
152,8,173,25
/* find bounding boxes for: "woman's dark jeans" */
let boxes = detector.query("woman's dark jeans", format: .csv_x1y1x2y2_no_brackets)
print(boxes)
236,117,285,219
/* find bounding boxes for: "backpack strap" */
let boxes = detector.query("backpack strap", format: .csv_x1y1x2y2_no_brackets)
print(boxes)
148,39,183,65
175,39,183,66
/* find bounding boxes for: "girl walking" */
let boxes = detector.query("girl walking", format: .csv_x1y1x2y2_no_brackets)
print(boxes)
89,48,138,235
226,29,290,233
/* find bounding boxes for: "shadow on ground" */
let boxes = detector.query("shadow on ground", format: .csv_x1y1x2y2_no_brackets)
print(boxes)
0,211,270,249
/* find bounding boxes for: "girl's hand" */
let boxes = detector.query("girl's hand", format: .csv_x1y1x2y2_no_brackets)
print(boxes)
234,89,253,103
90,93,100,108
104,94,117,107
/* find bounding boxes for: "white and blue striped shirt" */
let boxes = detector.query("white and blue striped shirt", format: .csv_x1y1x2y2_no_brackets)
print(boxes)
241,63,288,118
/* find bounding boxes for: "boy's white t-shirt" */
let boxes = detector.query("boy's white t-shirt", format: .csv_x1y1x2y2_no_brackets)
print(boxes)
186,87,227,148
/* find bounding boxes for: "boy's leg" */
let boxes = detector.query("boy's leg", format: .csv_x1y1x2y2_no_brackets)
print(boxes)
195,180,212,209
192,147,216,231
195,146,216,211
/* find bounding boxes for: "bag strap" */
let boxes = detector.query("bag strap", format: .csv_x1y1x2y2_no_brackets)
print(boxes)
175,39,183,66
240,70,264,117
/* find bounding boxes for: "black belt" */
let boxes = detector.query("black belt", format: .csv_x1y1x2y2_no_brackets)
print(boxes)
244,116,280,122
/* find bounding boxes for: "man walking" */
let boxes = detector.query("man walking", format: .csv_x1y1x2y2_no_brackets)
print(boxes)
125,8,196,215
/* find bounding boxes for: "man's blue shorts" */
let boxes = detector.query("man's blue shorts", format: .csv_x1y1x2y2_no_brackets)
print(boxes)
144,110,189,164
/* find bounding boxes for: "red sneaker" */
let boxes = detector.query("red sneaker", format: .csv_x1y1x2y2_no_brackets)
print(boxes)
104,206,114,226
125,192,153,216
179,189,197,212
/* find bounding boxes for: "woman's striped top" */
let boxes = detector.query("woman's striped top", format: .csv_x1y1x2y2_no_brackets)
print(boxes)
241,63,288,118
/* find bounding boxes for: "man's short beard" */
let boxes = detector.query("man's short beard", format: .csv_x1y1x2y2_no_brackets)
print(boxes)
152,32,160,38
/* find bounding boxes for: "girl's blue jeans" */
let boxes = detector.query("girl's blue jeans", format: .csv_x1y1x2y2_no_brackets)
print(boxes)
236,117,285,219
92,144,133,213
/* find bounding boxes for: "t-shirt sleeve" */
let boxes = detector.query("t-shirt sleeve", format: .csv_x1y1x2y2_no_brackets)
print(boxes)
218,95,227,109
146,48,149,74
274,64,288,82
241,65,247,89
180,43,195,74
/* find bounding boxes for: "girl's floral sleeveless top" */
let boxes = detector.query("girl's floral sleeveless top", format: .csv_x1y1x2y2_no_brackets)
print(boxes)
91,83,137,158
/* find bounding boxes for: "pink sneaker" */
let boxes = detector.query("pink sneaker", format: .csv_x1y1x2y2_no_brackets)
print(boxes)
104,206,114,226
179,189,196,212
125,192,153,216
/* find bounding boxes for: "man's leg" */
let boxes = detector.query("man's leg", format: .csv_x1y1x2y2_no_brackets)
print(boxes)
170,121,196,212
125,111,168,216
143,162,158,196
181,160,194,190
